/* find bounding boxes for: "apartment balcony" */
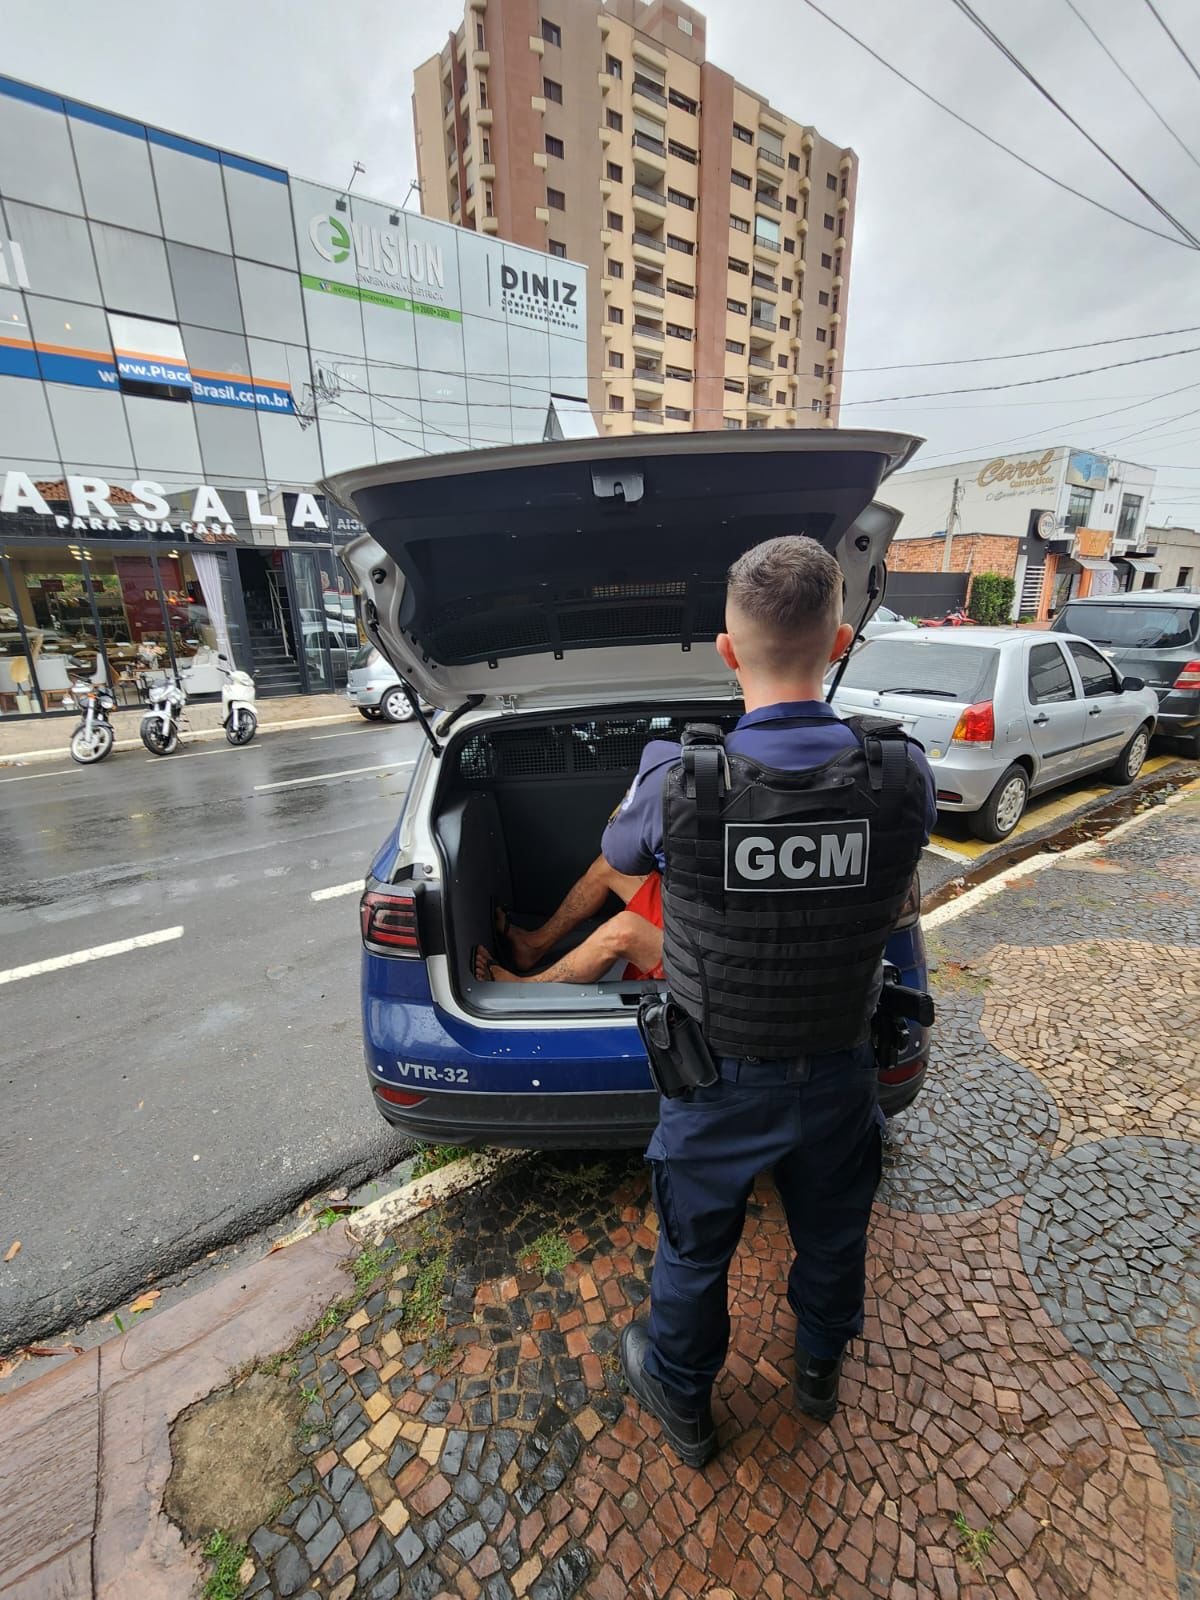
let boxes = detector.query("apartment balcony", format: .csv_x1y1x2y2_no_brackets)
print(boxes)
755,188,782,213
832,273,844,288
632,132,668,177
789,332,802,350
748,353,773,371
632,182,668,223
480,215,499,233
597,70,615,93
798,174,811,194
749,316,777,341
801,130,814,150
751,273,778,296
633,77,668,111
747,392,773,418
479,161,495,180
632,321,666,351
599,124,614,147
632,229,666,265
756,145,785,175
753,233,781,261
534,205,550,223
632,280,665,308
838,195,850,213
632,366,665,397
632,35,668,71
477,107,493,126
760,106,788,136
533,152,549,169
468,0,486,10
472,49,490,68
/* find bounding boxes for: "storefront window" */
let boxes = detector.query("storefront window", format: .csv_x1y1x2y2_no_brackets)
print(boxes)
288,549,332,691
3,545,105,707
0,560,40,716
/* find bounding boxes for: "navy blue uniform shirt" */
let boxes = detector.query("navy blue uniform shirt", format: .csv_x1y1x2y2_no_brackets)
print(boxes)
602,700,938,877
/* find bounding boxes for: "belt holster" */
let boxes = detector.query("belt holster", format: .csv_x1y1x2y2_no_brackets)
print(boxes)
636,995,719,1099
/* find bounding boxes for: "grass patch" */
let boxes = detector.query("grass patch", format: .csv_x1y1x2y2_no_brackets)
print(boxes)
412,1144,472,1179
953,1511,996,1572
201,1530,248,1600
529,1229,574,1275
298,1383,320,1407
425,1336,455,1368
350,1244,394,1293
402,1247,450,1341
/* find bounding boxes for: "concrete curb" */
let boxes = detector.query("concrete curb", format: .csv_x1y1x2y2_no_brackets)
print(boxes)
346,1150,528,1247
0,708,361,767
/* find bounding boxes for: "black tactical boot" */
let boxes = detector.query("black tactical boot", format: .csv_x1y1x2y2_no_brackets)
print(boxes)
794,1343,844,1421
619,1321,717,1467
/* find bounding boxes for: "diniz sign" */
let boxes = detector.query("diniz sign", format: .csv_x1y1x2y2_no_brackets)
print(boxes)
499,265,578,309
0,472,334,536
308,214,446,288
0,238,31,290
975,450,1058,498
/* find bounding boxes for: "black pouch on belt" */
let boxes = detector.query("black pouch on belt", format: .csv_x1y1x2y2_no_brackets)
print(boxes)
636,995,719,1099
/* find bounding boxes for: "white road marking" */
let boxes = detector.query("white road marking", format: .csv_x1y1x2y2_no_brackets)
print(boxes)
144,747,248,762
310,730,371,740
925,840,969,861
254,761,413,793
0,925,184,986
0,766,82,785
311,880,364,901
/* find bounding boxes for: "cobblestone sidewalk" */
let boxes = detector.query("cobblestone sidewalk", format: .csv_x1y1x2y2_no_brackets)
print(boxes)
193,791,1200,1600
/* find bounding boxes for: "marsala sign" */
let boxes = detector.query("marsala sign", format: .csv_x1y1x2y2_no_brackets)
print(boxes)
0,471,336,537
975,449,1058,501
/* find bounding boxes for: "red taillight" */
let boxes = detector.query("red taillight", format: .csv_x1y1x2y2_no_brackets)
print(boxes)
375,1085,426,1107
361,889,421,957
878,1057,925,1086
1173,660,1200,689
951,700,995,744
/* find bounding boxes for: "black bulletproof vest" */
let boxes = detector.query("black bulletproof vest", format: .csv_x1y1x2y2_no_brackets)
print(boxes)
660,716,929,1059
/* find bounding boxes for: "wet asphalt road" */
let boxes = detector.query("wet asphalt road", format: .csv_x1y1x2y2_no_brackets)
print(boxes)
0,717,425,1351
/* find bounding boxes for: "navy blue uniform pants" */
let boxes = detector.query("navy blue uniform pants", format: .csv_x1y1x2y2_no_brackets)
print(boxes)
642,1042,883,1404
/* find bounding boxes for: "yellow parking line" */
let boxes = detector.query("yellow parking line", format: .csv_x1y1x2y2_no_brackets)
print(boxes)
928,754,1178,859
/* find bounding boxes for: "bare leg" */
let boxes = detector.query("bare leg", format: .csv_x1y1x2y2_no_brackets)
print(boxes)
501,855,648,971
476,909,662,985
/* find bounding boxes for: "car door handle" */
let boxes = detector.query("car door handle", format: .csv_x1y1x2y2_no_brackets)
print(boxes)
1032,713,1049,726
1088,706,1102,716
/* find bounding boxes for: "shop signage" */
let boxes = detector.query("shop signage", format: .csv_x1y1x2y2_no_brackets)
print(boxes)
976,450,1058,500
1066,450,1109,491
0,237,30,289
493,263,582,332
0,471,334,537
309,214,446,288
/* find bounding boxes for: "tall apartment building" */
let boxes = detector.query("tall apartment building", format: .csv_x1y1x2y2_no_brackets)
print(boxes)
413,0,857,435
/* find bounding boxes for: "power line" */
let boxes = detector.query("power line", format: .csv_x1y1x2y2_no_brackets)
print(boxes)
797,0,1197,249
947,0,1200,249
843,322,1200,372
1060,0,1200,172
1142,0,1200,83
841,343,1200,406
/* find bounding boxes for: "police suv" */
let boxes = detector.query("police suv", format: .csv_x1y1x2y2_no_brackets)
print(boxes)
330,431,931,1148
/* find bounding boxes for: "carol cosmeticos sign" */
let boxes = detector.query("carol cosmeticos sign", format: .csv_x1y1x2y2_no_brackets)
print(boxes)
975,450,1060,502
0,471,361,542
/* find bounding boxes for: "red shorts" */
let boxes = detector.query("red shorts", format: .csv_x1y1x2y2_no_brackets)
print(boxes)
623,871,666,981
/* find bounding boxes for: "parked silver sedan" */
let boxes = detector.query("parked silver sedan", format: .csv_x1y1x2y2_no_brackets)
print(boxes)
832,628,1159,840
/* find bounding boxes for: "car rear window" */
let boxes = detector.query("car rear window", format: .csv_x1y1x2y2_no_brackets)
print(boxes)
1057,603,1198,649
351,643,379,669
839,639,998,702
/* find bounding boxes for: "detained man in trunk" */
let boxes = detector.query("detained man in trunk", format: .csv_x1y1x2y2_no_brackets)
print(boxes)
483,536,935,1468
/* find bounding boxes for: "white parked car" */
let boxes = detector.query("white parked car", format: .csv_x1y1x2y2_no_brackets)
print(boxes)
832,629,1159,840
345,643,418,722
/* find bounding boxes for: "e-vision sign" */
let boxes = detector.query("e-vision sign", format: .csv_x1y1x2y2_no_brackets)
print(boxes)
300,202,460,323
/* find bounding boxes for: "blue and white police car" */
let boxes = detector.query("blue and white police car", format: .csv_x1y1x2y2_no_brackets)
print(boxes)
329,431,931,1148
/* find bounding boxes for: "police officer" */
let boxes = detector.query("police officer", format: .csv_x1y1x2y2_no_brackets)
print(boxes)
602,535,935,1467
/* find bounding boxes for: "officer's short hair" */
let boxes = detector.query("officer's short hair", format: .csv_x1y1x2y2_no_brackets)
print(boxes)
726,537,843,664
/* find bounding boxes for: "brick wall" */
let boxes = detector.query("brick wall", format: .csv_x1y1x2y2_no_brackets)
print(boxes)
888,534,1021,577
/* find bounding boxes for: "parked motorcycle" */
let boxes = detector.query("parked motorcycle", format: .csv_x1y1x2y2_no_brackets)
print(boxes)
66,676,117,765
220,658,258,746
141,674,186,756
918,605,972,627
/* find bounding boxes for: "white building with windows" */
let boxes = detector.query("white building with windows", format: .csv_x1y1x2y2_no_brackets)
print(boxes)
883,446,1157,618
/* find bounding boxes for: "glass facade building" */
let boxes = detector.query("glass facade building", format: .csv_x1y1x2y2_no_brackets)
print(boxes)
0,74,590,716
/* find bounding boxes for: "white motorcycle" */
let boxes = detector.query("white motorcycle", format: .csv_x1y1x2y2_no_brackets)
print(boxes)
220,658,258,746
140,674,186,756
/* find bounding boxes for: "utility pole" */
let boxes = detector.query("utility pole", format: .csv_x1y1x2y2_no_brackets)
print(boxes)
941,477,963,573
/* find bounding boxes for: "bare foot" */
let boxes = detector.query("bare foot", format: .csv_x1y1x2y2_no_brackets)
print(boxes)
494,907,541,972
473,944,522,983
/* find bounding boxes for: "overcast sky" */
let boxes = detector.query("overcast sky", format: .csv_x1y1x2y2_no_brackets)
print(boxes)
5,0,1200,522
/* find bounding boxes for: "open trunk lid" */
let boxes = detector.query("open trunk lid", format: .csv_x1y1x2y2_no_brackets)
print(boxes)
325,430,921,712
